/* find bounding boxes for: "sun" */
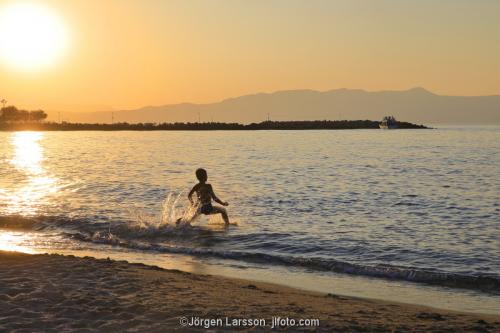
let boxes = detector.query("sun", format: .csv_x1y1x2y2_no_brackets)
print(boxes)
0,3,68,71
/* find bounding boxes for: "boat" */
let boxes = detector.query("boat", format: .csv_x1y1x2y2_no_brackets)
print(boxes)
379,116,398,129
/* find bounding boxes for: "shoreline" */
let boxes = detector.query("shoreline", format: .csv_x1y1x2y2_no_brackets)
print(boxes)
1,250,498,332
0,119,429,131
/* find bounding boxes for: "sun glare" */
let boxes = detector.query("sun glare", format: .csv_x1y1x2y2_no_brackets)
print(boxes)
0,3,68,71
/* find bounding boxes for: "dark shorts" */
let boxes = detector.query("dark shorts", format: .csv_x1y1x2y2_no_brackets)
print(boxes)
200,203,214,215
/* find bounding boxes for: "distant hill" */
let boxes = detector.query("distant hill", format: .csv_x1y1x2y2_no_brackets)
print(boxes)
46,88,500,124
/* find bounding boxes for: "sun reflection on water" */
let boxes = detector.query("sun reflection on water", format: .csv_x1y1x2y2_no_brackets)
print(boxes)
10,132,44,175
0,231,37,254
1,132,60,215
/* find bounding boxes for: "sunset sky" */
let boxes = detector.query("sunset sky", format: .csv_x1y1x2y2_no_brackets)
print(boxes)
1,0,499,112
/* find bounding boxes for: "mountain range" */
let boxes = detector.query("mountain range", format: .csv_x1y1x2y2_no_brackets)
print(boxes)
47,88,500,124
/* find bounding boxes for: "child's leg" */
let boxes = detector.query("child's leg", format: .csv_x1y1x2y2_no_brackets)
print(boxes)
211,206,229,224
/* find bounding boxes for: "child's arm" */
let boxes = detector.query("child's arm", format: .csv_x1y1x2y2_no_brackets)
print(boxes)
210,185,228,206
187,184,198,204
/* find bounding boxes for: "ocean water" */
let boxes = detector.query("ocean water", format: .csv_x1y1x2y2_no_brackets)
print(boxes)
0,127,499,313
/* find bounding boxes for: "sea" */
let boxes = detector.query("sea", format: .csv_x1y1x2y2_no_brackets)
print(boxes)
0,126,499,314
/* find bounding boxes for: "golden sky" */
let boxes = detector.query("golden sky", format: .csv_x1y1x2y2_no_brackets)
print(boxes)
1,0,499,112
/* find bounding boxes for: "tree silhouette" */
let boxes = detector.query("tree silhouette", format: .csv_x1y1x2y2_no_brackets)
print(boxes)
0,105,47,123
29,110,48,121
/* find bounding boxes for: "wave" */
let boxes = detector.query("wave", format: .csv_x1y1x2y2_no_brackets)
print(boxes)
1,214,499,294
0,215,60,230
0,192,199,234
73,230,500,294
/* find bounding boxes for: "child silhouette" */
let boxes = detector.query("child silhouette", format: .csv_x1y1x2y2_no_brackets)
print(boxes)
184,168,230,225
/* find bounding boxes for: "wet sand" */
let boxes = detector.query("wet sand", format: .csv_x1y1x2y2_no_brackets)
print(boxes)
0,251,498,332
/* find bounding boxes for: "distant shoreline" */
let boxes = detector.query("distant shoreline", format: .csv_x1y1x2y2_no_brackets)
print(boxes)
0,120,428,131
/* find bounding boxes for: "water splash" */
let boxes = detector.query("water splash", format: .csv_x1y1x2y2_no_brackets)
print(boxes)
91,192,201,241
161,192,199,226
126,192,193,230
91,229,121,245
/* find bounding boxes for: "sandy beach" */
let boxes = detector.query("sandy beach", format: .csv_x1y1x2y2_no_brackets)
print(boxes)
0,251,498,332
